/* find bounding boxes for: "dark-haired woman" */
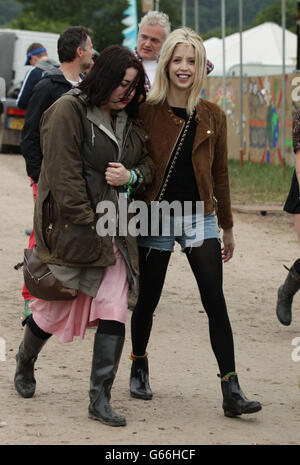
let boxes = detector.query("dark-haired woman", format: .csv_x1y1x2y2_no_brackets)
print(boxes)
14,45,155,427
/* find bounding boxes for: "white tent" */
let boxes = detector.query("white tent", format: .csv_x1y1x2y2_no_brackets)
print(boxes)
204,22,297,77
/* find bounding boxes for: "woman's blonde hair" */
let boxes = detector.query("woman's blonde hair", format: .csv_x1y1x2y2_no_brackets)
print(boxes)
147,28,206,114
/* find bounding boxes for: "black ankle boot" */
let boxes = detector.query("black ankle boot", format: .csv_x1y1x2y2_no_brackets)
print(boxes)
276,264,300,326
14,326,47,398
88,333,126,427
221,374,262,417
130,353,152,400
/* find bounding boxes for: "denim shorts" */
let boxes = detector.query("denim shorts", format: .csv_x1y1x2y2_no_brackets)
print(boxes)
137,212,220,252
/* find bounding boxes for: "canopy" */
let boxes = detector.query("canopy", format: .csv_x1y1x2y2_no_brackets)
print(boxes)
204,22,297,76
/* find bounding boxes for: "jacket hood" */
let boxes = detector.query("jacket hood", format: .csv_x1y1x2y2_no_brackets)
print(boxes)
41,68,70,83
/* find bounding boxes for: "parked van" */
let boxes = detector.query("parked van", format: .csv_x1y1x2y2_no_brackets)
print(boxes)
0,29,59,152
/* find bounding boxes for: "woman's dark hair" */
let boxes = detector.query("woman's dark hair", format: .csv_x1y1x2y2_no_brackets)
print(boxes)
78,45,146,118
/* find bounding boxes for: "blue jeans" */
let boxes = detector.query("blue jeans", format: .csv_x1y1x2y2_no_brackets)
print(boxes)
137,212,220,252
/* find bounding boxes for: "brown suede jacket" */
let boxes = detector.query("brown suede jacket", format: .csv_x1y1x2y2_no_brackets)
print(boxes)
138,99,233,230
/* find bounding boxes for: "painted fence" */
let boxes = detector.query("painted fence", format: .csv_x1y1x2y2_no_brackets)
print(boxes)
204,74,300,165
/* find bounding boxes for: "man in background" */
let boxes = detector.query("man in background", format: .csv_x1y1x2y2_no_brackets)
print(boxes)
134,10,214,93
17,43,59,109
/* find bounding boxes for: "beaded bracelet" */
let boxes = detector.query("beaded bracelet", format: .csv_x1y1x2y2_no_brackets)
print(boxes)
123,170,137,198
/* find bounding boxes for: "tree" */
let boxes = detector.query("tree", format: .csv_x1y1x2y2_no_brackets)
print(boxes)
251,0,298,33
8,10,69,33
6,0,130,51
0,0,22,26
137,0,181,29
185,0,275,34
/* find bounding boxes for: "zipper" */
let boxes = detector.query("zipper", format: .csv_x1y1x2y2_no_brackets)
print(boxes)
119,121,132,162
208,113,218,213
114,120,133,227
209,113,212,159
47,193,54,233
24,254,52,283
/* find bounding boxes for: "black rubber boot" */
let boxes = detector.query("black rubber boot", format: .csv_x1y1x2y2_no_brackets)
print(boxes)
14,326,47,398
221,374,262,417
130,353,153,400
88,333,126,427
276,265,300,326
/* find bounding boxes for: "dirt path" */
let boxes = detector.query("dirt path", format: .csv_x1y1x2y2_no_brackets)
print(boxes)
0,153,299,446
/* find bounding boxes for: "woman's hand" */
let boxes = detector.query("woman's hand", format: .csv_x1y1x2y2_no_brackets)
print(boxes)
105,162,131,186
222,228,235,262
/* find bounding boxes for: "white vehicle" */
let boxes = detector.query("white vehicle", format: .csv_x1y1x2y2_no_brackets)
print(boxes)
0,28,59,152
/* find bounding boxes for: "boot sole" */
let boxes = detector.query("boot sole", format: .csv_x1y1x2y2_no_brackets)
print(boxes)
14,383,35,398
276,308,291,326
130,391,153,400
88,412,126,427
276,313,291,326
224,404,262,417
14,354,36,398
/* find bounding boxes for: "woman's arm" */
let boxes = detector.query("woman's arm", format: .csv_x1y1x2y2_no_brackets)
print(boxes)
212,111,234,231
222,228,235,262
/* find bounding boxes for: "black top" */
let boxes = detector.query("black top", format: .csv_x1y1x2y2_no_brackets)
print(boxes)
284,170,300,213
162,107,200,204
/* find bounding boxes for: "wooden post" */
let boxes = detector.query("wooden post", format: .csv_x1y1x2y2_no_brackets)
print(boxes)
142,0,153,13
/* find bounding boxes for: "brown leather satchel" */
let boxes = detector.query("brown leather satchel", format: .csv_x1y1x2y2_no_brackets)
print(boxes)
23,247,78,301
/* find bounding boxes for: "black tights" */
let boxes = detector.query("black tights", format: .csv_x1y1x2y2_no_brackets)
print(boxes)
131,239,235,378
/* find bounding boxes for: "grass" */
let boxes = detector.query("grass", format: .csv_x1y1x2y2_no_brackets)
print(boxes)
228,160,294,204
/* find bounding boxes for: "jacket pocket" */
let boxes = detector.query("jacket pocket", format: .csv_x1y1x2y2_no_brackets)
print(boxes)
42,191,59,253
57,221,102,264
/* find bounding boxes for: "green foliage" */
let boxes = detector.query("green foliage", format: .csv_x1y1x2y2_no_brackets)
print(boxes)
8,10,68,33
138,0,181,29
228,159,294,204
0,0,22,25
202,26,237,41
186,0,276,34
2,0,299,49
5,0,129,51
89,1,129,51
251,0,298,33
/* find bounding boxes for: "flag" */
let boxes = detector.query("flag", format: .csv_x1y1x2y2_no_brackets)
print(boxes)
122,0,138,50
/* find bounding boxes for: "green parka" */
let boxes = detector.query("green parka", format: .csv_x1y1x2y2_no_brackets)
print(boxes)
33,88,155,296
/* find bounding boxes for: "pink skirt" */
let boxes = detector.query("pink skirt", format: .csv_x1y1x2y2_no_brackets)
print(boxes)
30,244,129,343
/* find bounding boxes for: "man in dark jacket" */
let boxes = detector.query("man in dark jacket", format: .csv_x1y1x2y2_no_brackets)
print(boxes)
21,26,93,183
21,26,93,316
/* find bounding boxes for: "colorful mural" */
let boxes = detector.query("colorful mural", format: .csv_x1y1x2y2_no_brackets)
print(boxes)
205,73,296,165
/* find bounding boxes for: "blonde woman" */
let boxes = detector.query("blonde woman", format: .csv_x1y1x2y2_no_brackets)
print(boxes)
130,28,262,418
